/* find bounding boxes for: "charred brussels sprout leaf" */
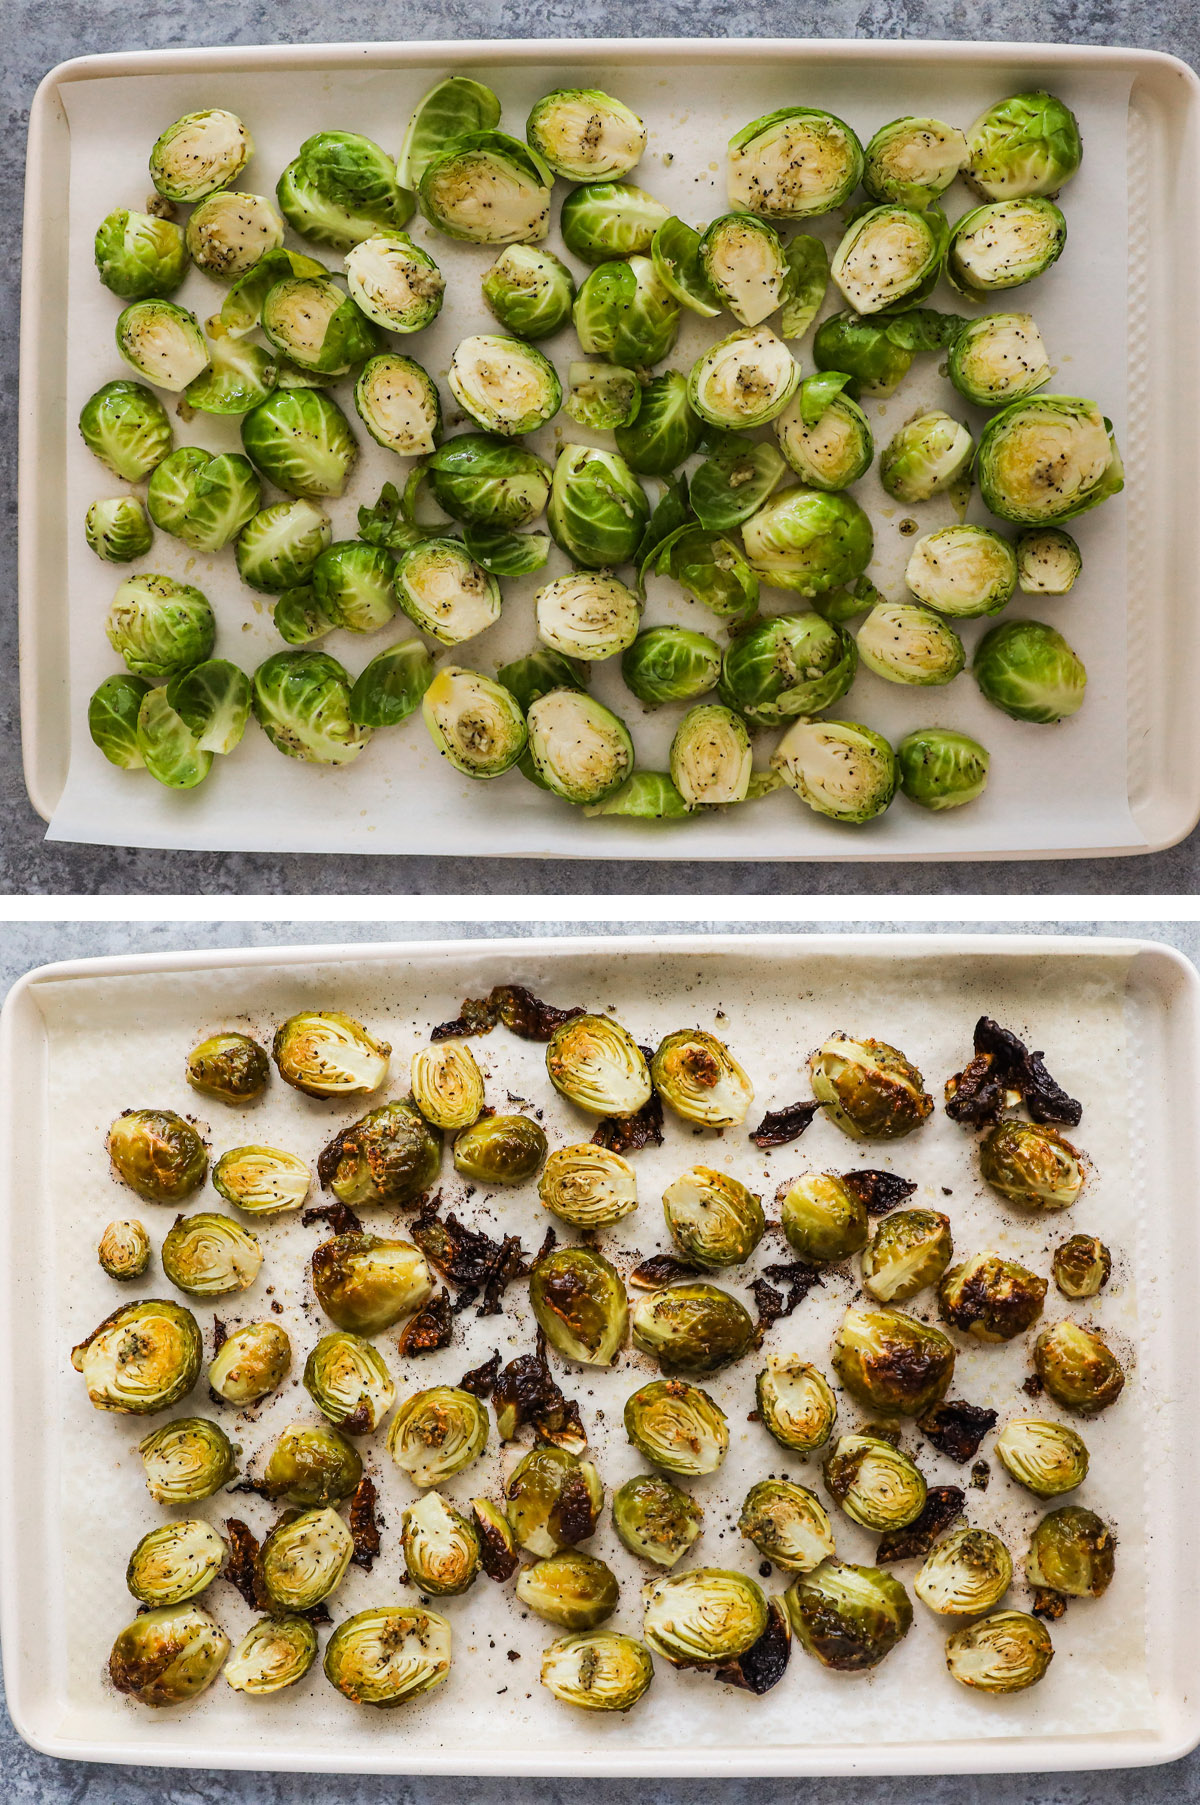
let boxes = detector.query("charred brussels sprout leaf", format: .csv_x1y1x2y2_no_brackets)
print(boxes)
260,1422,362,1506
541,1631,654,1711
108,1109,208,1203
72,1297,202,1413
388,1386,490,1486
109,1603,230,1708
613,1474,704,1568
643,1568,768,1667
139,1417,239,1502
529,1244,628,1366
454,1113,548,1185
832,1305,956,1418
939,1252,1047,1342
311,1234,432,1335
631,1282,755,1374
323,1605,451,1707
810,1035,934,1141
624,1377,729,1475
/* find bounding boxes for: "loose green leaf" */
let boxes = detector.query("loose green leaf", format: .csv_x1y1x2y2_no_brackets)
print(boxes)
690,436,786,531
779,235,830,339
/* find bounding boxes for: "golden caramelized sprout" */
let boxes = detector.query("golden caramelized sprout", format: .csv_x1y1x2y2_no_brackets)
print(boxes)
402,1491,482,1595
517,1550,620,1629
311,1233,432,1334
642,1567,767,1667
323,1605,452,1707
624,1377,730,1476
72,1297,202,1414
1026,1505,1115,1597
98,1217,151,1280
539,1143,638,1228
138,1416,239,1503
1052,1234,1112,1299
809,1035,933,1140
108,1109,208,1203
388,1385,490,1486
453,1112,548,1184
529,1243,628,1366
212,1145,311,1215
612,1474,704,1568
994,1418,1089,1498
938,1251,1047,1342
1033,1320,1125,1415
832,1305,955,1417
272,1010,391,1098
979,1120,1085,1210
505,1444,604,1557
318,1099,441,1207
662,1167,765,1269
208,1320,292,1405
126,1519,227,1606
411,1039,485,1130
631,1281,755,1374
914,1527,1013,1615
540,1630,654,1711
739,1478,837,1572
650,1029,755,1128
545,1012,652,1117
785,1560,912,1671
225,1616,318,1694
185,1031,270,1103
260,1422,362,1506
779,1173,869,1264
261,1506,354,1612
945,1609,1053,1692
756,1356,837,1453
108,1602,230,1707
161,1211,263,1298
861,1209,952,1303
303,1331,396,1433
823,1432,927,1532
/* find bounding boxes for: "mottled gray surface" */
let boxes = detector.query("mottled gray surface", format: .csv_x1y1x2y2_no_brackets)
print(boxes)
0,915,1198,1800
4,0,1200,894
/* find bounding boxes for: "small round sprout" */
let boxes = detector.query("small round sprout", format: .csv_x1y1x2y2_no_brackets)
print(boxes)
756,1357,837,1454
539,1144,638,1228
652,1032,754,1129
148,447,261,554
541,1631,654,1712
530,1244,628,1366
319,1099,440,1208
939,1252,1047,1342
631,1282,755,1375
304,1332,396,1434
622,626,721,707
775,389,873,492
974,619,1088,723
402,1491,481,1595
979,1120,1085,1209
389,1386,490,1487
105,572,215,680
831,204,947,315
1017,526,1082,595
517,1551,619,1629
311,1233,432,1334
241,388,359,499
277,130,414,252
699,214,787,327
236,499,332,594
260,1422,362,1506
185,190,284,282
548,443,649,570
324,1606,451,1708
262,1507,354,1612
423,667,528,779
994,1418,1089,1498
98,1218,151,1281
161,1212,262,1300
946,1609,1053,1693
108,1108,208,1203
482,244,576,339
108,1603,230,1708
663,1167,764,1269
779,1173,869,1264
785,1560,912,1671
966,92,1082,201
857,601,965,688
449,333,561,435
80,379,173,481
688,326,799,430
948,312,1050,408
561,181,668,264
728,107,864,220
411,1041,484,1132
613,1474,703,1568
914,1528,1013,1616
116,299,209,392
978,395,1121,526
273,588,334,646
72,1298,201,1414
427,432,552,529
454,1113,548,1185
150,108,252,202
810,1034,934,1140
720,613,857,727
1052,1234,1111,1300
832,1305,956,1418
1033,1321,1125,1416
272,1010,389,1099
505,1445,604,1556
527,89,647,181
343,231,444,331
212,1146,312,1216
616,369,702,473
643,1567,767,1667
742,486,873,595
225,1617,317,1695
535,572,641,663
573,256,680,368
771,719,898,824
95,207,188,300
880,411,973,505
208,1320,292,1405
625,1378,729,1476
741,1478,836,1572
185,1032,268,1104
83,495,152,565
861,1209,953,1303
823,1432,927,1532
139,1417,239,1503
396,540,499,646
127,1519,227,1607
948,199,1067,297
906,526,1018,619
1027,1506,1115,1597
669,705,752,808
419,130,552,245
546,1013,650,1117
863,117,967,207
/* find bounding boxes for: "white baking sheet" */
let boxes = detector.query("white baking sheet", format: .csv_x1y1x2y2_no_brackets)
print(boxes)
43,49,1141,857
25,941,1153,1763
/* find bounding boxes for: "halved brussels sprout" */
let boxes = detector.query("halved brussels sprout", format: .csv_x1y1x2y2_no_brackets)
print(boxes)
116,299,210,391
812,1036,933,1140
948,311,1050,409
881,411,973,505
1017,526,1082,595
546,1012,651,1116
897,727,990,811
995,1418,1089,1497
974,618,1087,723
482,244,576,339
106,572,215,680
72,1296,201,1413
688,326,799,430
109,1603,230,1708
832,1305,955,1417
979,1120,1084,1208
905,525,1017,620
185,1032,268,1104
530,1243,628,1366
150,108,252,202
561,181,667,264
454,1113,548,1185
241,387,358,499
107,1108,207,1205
448,333,561,436
742,485,873,595
775,384,873,492
1027,1505,1114,1597
615,371,702,475
217,246,329,336
304,1331,396,1434
518,1550,619,1629
978,395,1122,526
643,1567,767,1667
565,359,642,430
127,1519,227,1607
185,190,284,282
728,107,864,219
785,1560,912,1671
862,1209,953,1302
1033,1321,1125,1416
624,1377,729,1475
147,447,261,554
573,256,680,368
939,1251,1047,1342
311,1233,432,1335
98,1217,151,1280
741,1478,836,1572
535,572,640,664
411,1041,484,1132
945,1609,1053,1692
631,1281,755,1375
396,539,499,646
539,1145,637,1230
621,626,720,709
349,640,435,729
698,214,787,327
811,313,910,400
506,1445,604,1556
948,199,1066,298
139,1416,239,1502
915,1527,1013,1616
756,1356,837,1453
95,206,187,300
161,1211,262,1299
225,1617,317,1695
652,1031,754,1130
471,1497,518,1579
832,203,947,315
184,333,278,415
80,379,173,482
548,444,649,571
84,495,153,569
319,1098,441,1207
402,1491,481,1595
324,1606,451,1707
662,1167,764,1269
863,117,967,207
427,432,552,529
262,1506,354,1612
236,499,331,595
541,1631,654,1711
423,666,528,779
208,1319,292,1405
1052,1234,1111,1300
721,613,857,727
779,1173,869,1264
528,89,646,180
966,92,1082,201
613,1474,703,1568
166,658,251,758
857,600,965,688
342,230,443,333
273,1010,389,1098
669,705,752,809
354,354,441,458
823,1432,927,1532
278,131,414,252
771,719,898,824
260,1422,362,1506
400,75,502,187
389,1385,490,1486
89,674,151,768
419,131,552,244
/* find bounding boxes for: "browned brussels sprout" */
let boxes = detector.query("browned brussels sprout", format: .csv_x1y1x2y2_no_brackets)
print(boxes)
832,1305,955,1417
517,1550,620,1629
212,1146,311,1215
662,1166,765,1268
979,1120,1084,1210
529,1243,628,1366
823,1432,927,1531
540,1630,654,1711
1052,1234,1111,1299
138,1417,239,1502
539,1143,638,1227
261,1506,354,1611
740,1478,836,1571
471,1497,519,1581
108,1109,208,1203
938,1252,1047,1342
126,1519,227,1606
1032,1320,1125,1415
914,1527,1012,1615
779,1173,869,1263
323,1605,451,1707
72,1297,202,1413
453,1112,548,1184
945,1609,1053,1692
388,1385,490,1485
1026,1505,1115,1597
98,1217,151,1280
613,1473,704,1567
402,1491,481,1595
225,1616,317,1694
650,1029,755,1127
311,1232,432,1334
756,1356,837,1453
272,1010,390,1098
624,1377,729,1475
505,1444,604,1557
994,1418,1089,1497
861,1209,952,1303
260,1421,363,1505
185,1031,270,1103
303,1331,396,1433
643,1568,768,1666
631,1282,755,1374
109,1603,230,1707
410,1039,485,1130
546,1012,652,1117
208,1320,292,1405
809,1035,933,1140
161,1211,263,1298
318,1099,441,1207
785,1560,912,1671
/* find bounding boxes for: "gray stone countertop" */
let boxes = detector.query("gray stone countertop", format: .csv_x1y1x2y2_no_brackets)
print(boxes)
0,914,1197,1800
2,0,1198,895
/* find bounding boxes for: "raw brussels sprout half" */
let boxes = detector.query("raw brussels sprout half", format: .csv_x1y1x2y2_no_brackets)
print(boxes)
643,1567,768,1667
448,333,561,435
116,299,210,391
208,1319,293,1405
810,1034,934,1140
402,1491,481,1596
624,1377,729,1476
419,131,552,245
728,107,864,219
85,496,153,565
389,1386,490,1486
427,432,552,530
688,326,799,430
343,231,444,332
1052,1234,1111,1300
95,207,188,300
863,117,967,207
631,1282,755,1375
756,1356,837,1453
147,448,261,554
397,539,500,646
905,525,1017,619
185,190,285,282
785,1560,912,1671
966,92,1082,201
857,600,965,688
185,333,279,416
127,1519,227,1608
422,667,528,779
772,719,898,824
150,108,252,202
823,1432,927,1532
318,1098,440,1207
561,181,668,264
741,1478,836,1572
622,626,721,707
217,246,329,336
541,1631,654,1712
653,1031,754,1129
948,311,1050,408
108,1108,208,1203
411,1040,484,1132
72,1297,202,1414
139,1416,239,1503
98,1217,151,1280
539,1142,638,1228
529,1243,628,1366
1033,1321,1125,1415
549,443,649,570
812,308,957,400
324,1606,451,1707
505,1444,604,1556
566,360,643,431
517,1550,619,1629
939,1251,1047,1342
241,388,359,499
1026,1505,1115,1597
832,1305,956,1417
742,485,873,596
89,675,151,768
947,199,1066,298
861,1208,953,1302
615,371,702,475
536,572,641,662
527,691,634,804
1017,526,1082,595
80,380,173,482
236,499,332,593
213,1146,312,1216
225,1616,318,1695
261,1506,354,1612
613,1474,704,1568
109,1603,230,1708
973,619,1087,723
880,410,973,505
780,1173,870,1264
669,705,752,808
979,1119,1085,1207
253,650,370,764
945,1609,1054,1693
106,573,214,681
977,395,1122,526
482,245,576,339
720,613,857,726
994,1418,1089,1498
278,131,414,252
573,256,680,368
311,1233,431,1336
699,214,787,327
832,203,947,316
527,88,647,181
454,1113,548,1185
261,276,379,376
663,1167,764,1268
355,353,441,456
914,1527,1013,1616
775,384,874,492
304,1331,396,1434
897,728,990,812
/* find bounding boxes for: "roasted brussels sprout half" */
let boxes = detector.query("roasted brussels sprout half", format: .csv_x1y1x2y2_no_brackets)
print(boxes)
979,1120,1084,1209
539,1143,638,1228
411,1041,484,1132
741,1478,836,1573
688,326,799,430
643,1567,768,1667
546,1012,650,1117
320,1098,440,1208
861,1209,953,1303
109,1603,230,1708
979,394,1122,527
652,1031,754,1129
85,496,154,564
150,107,251,201
225,1616,318,1695
505,1444,604,1556
823,1431,927,1532
127,1519,227,1608
945,1608,1053,1692
771,719,898,824
95,205,188,299
613,1474,704,1569
662,1167,764,1269
880,410,973,505
905,526,1017,621
1052,1234,1111,1300
1033,1320,1125,1416
236,498,332,594
530,1244,628,1367
212,1146,311,1217
561,181,667,264
241,387,359,499
98,1217,151,1281
260,1422,362,1506
424,667,529,779
939,1251,1047,1342
89,674,152,769
389,1385,490,1486
535,572,640,663
482,243,576,339
742,485,873,596
857,600,965,688
966,91,1082,200
518,1550,619,1629
343,231,444,332
278,130,414,251
72,1297,201,1415
185,1032,268,1105
427,432,552,530
304,1331,396,1434
756,1357,837,1454
312,1233,432,1336
995,1418,1089,1498
108,1109,207,1204
185,189,285,281
669,705,752,808
948,311,1050,408
622,626,721,708
1027,1505,1115,1598
616,370,702,474
419,130,552,245
699,213,787,326
728,107,864,219
785,1560,912,1671
261,1506,354,1612
832,1306,955,1418
139,1416,239,1502
528,88,646,181
324,1605,451,1708
161,1211,262,1299
974,618,1087,724
631,1282,755,1375
863,117,967,207
116,299,210,391
947,199,1066,298
810,1035,933,1141
540,1631,654,1712
448,333,561,436
208,1319,292,1405
720,612,857,728
573,255,680,368
832,203,947,315
402,1491,481,1595
624,1378,729,1476
1017,526,1082,595
915,1527,1013,1616
454,1113,548,1185
775,384,873,492
79,380,173,482
897,727,991,812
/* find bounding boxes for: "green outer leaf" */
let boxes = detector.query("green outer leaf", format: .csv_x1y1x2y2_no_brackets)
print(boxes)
779,235,830,338
798,372,853,429
614,371,701,478
348,639,436,727
583,771,692,819
651,217,722,317
274,586,335,645
358,482,433,553
88,674,152,769
218,248,328,336
165,658,252,754
462,523,550,577
185,338,278,415
137,686,214,789
398,77,502,189
497,647,590,713
690,437,786,532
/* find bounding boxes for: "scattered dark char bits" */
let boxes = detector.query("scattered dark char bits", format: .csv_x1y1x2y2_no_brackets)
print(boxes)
713,1599,791,1694
349,1476,381,1571
302,1200,364,1238
749,1100,820,1149
467,1335,587,1454
474,1508,519,1584
223,1518,271,1612
970,1459,990,1491
945,1016,1082,1128
629,1253,700,1290
431,984,584,1043
917,1399,999,1465
875,1487,965,1564
460,1350,502,1398
397,1289,454,1357
1032,1587,1067,1622
592,1081,664,1155
212,1318,228,1355
750,1262,824,1334
411,1200,547,1316
1022,1373,1045,1399
841,1170,918,1215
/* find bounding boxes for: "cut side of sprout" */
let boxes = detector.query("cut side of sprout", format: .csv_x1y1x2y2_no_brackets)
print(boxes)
150,109,253,203
863,117,967,207
669,706,753,808
185,191,285,282
699,215,787,327
948,312,1050,407
344,232,445,331
116,301,210,391
772,719,898,823
688,326,799,429
527,89,647,181
355,354,441,455
448,334,561,435
831,205,944,315
422,666,528,778
728,108,864,219
948,200,1066,295
775,392,873,491
397,540,501,645
527,689,634,805
1016,527,1082,594
906,526,1017,618
535,572,641,661
857,601,965,687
